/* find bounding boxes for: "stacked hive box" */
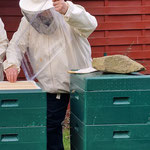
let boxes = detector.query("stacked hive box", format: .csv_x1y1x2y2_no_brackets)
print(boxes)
70,72,150,150
0,88,47,150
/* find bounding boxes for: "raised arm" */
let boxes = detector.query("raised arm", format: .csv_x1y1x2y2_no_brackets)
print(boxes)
53,0,98,38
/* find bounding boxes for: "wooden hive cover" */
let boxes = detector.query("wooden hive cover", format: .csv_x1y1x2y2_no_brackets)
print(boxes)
0,81,40,90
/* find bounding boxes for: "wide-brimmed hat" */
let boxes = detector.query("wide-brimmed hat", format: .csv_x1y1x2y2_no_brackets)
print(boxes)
19,0,53,12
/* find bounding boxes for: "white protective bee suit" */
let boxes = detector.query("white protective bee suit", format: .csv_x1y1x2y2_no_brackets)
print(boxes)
0,18,8,80
3,1,97,93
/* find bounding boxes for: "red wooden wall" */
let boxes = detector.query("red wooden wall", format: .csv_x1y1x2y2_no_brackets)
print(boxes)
0,0,21,39
1,0,150,75
73,0,150,74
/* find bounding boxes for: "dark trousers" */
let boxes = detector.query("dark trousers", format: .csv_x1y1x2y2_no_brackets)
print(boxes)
47,93,70,150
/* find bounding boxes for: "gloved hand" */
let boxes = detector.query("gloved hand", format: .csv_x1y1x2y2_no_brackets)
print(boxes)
53,0,69,15
5,66,18,83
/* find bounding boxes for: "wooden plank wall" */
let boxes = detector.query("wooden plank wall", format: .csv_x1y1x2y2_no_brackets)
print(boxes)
0,0,22,39
73,0,150,74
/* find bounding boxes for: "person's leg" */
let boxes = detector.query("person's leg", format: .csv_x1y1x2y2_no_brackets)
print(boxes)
47,93,70,150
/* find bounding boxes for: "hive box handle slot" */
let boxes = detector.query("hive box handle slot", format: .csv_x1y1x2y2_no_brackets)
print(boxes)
1,134,19,142
113,131,130,138
113,97,130,105
1,99,18,107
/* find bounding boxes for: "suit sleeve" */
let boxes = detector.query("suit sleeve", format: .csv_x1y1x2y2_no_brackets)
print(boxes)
64,1,98,38
0,18,8,63
3,17,29,72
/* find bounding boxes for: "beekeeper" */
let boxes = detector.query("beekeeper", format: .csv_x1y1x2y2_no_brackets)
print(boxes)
3,0,97,149
0,18,8,81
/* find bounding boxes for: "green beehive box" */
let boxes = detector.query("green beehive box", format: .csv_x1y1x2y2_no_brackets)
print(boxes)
0,90,46,127
0,126,46,150
70,73,150,125
71,113,150,150
70,73,150,150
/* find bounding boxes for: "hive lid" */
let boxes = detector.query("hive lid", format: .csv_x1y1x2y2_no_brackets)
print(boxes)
70,72,150,91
